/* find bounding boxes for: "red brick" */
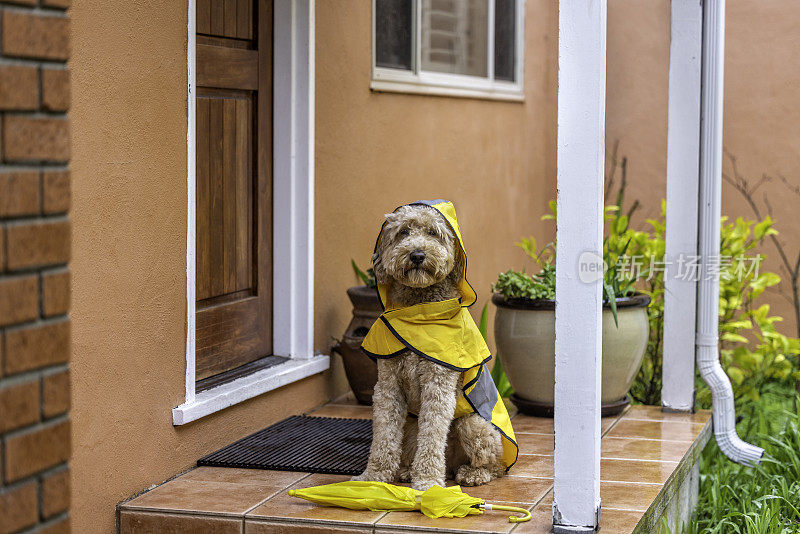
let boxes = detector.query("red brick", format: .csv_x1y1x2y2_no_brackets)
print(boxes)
42,270,70,317
6,220,70,270
4,420,70,482
38,517,70,534
0,275,38,327
2,11,70,61
41,468,70,518
43,370,70,418
0,379,39,433
42,68,70,112
3,116,70,162
0,481,38,533
0,65,38,110
3,320,70,375
42,170,70,214
0,171,40,217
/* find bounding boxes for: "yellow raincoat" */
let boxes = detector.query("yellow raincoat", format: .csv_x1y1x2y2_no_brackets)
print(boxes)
361,200,518,470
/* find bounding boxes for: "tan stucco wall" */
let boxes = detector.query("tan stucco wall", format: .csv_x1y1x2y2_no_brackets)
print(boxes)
69,1,556,532
313,0,558,355
606,0,800,336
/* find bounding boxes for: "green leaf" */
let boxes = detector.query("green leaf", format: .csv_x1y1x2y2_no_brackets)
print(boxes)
478,302,488,341
721,333,749,344
604,281,619,328
351,259,376,287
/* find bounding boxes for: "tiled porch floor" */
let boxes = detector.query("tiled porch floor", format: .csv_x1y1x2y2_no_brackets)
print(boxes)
119,395,711,533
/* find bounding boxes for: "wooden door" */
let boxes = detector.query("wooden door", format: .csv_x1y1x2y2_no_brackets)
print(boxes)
195,0,272,381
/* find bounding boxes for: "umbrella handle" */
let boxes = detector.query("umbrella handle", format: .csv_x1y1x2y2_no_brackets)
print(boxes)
480,503,531,523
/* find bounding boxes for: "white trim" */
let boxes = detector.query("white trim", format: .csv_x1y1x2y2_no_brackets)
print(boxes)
172,356,331,425
370,0,525,101
272,0,316,358
662,0,702,412
185,0,197,406
177,0,324,425
552,0,606,531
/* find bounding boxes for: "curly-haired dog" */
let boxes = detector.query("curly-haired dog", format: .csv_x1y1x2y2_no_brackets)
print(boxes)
356,200,517,491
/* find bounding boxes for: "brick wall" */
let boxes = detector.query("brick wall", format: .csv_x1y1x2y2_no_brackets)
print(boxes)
0,0,71,533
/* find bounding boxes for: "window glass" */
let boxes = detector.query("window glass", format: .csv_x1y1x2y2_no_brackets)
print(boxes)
493,0,516,81
420,0,488,77
376,0,413,70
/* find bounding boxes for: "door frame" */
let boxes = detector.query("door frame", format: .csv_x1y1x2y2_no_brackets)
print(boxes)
174,0,328,426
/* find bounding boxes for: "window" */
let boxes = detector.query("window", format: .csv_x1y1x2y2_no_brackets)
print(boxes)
372,0,524,100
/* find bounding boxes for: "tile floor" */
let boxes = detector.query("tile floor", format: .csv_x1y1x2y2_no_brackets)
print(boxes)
119,396,710,534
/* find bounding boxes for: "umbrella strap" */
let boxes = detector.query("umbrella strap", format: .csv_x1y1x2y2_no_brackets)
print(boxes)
480,503,531,523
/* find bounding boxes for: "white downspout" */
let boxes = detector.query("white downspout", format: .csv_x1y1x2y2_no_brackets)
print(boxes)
696,0,763,466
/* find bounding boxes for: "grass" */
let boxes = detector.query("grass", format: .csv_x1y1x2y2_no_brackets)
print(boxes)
681,383,800,533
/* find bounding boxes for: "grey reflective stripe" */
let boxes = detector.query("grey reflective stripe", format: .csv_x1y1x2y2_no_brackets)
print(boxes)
411,199,449,207
465,365,498,422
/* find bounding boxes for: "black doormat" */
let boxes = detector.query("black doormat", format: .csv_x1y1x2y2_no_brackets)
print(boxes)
197,415,372,476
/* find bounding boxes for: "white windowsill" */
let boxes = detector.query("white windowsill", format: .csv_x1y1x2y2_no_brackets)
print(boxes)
370,79,524,102
371,68,524,102
172,355,330,425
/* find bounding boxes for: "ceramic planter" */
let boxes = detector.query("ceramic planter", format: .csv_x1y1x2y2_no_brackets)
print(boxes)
332,285,381,405
492,293,650,416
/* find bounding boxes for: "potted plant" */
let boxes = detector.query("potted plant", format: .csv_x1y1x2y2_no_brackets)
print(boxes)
331,261,380,404
492,202,651,416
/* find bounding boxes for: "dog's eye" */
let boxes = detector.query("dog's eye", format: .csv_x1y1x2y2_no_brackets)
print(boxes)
428,229,437,237
399,228,409,236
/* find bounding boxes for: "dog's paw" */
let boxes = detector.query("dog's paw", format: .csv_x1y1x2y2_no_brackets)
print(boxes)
351,470,392,483
411,478,445,491
351,471,374,482
397,467,412,483
455,465,493,487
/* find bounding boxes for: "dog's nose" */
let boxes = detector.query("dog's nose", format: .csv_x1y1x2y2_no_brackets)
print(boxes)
410,250,426,265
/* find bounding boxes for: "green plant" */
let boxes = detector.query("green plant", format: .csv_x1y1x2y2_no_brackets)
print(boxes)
683,384,800,533
492,264,555,301
630,208,800,406
493,200,648,327
351,259,376,288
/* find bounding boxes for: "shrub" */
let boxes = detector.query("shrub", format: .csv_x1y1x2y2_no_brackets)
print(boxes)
491,198,800,406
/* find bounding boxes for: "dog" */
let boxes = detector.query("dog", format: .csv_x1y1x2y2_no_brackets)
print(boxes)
354,202,513,491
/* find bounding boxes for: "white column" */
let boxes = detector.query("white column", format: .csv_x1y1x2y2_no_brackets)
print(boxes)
662,0,703,412
553,1,606,531
696,0,763,466
273,0,316,359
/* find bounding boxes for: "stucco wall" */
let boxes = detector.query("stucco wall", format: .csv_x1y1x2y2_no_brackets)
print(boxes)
605,0,800,337
314,0,558,356
69,1,556,532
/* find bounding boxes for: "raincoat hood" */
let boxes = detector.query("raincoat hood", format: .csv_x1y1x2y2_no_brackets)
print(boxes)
373,200,477,311
362,200,517,470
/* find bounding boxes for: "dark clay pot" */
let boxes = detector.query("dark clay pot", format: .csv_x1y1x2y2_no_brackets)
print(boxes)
332,285,381,405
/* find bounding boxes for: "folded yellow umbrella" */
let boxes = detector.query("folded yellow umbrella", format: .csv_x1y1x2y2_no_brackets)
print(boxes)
288,481,530,523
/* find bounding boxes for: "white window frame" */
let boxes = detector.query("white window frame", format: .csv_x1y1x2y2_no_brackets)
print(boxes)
370,0,525,101
173,0,328,426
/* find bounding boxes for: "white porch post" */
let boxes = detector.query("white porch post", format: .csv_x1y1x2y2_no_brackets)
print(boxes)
662,0,703,412
553,1,606,531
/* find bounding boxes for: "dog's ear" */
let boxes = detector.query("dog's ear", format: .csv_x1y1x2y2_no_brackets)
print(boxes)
371,249,389,285
371,213,395,285
448,248,465,284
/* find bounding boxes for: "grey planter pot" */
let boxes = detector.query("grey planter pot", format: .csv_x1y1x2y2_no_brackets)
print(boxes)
492,293,650,416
